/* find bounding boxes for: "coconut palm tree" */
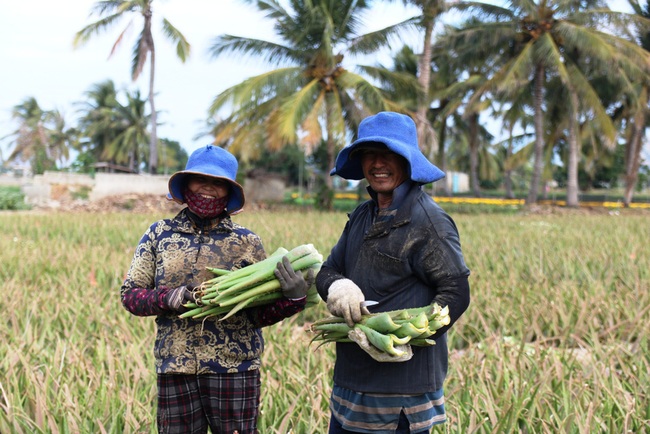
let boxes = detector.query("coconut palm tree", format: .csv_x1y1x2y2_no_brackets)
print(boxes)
5,98,57,174
6,98,48,163
441,0,650,206
104,89,151,172
74,0,190,174
47,109,77,168
362,45,421,109
365,44,465,196
207,0,415,208
382,0,446,155
495,96,535,199
427,48,472,196
427,17,503,197
384,0,469,160
76,80,121,166
370,35,497,197
621,0,650,206
158,138,188,175
620,87,648,206
4,98,79,173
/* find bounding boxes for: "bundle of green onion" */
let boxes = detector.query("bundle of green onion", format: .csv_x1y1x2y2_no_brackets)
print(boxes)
310,303,450,360
180,244,323,320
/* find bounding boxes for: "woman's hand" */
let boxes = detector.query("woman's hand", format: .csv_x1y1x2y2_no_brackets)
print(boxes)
275,256,314,299
163,285,196,312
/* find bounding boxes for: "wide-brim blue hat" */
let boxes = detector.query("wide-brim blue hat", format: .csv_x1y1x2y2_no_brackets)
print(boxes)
167,145,245,214
330,111,445,184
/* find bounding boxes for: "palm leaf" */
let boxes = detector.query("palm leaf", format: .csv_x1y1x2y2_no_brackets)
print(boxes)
276,79,322,142
162,18,191,62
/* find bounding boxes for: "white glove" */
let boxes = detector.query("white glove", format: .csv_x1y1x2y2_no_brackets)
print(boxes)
326,279,371,327
348,328,413,363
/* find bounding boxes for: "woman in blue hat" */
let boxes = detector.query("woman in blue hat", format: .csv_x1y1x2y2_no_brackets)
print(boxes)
316,112,471,433
121,144,313,433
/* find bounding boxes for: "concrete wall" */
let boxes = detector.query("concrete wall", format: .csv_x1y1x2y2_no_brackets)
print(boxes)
0,175,25,187
8,171,286,207
6,170,468,207
244,176,286,203
89,173,169,201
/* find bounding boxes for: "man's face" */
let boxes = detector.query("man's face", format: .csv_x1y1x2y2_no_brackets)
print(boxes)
359,148,409,194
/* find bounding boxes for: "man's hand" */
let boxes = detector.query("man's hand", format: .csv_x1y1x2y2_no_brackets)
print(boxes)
326,279,371,327
275,256,314,299
163,286,195,312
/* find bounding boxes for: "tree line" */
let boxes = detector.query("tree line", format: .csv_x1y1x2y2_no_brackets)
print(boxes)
3,85,188,176
2,0,650,209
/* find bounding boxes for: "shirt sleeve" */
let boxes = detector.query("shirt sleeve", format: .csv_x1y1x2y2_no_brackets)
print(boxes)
120,224,171,316
248,297,307,328
414,211,471,331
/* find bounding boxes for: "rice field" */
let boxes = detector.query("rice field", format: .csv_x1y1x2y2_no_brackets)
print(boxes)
0,209,648,433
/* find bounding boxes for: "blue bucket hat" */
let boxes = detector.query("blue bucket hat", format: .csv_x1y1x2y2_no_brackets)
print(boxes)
330,111,445,184
167,145,245,214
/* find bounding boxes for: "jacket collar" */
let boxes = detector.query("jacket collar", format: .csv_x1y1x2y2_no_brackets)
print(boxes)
366,180,412,211
364,182,419,238
171,208,235,234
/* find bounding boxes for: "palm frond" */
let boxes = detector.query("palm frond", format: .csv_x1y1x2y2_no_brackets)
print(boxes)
450,1,514,20
209,35,304,65
276,79,322,143
209,67,303,114
73,13,128,47
356,65,421,99
504,140,535,171
299,93,325,152
348,17,418,55
565,62,617,147
162,18,191,62
492,41,536,96
91,0,133,16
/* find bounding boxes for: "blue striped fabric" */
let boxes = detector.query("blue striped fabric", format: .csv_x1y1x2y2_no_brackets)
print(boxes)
330,385,446,433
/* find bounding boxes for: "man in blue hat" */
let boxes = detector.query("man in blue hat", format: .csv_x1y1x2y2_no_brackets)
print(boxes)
121,144,313,433
316,112,471,433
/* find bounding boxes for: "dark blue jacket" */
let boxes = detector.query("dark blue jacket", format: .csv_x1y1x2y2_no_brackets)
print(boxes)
316,183,470,393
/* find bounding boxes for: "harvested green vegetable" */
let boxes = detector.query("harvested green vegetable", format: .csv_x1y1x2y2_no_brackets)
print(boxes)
310,303,450,361
180,244,323,320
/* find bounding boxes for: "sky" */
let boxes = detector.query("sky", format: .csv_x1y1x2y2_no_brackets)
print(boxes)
1,0,643,165
0,0,421,160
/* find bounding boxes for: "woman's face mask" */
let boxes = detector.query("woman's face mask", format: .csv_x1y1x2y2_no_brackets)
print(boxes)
183,175,230,218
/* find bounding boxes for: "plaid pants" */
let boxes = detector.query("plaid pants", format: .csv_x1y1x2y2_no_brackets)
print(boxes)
157,370,261,434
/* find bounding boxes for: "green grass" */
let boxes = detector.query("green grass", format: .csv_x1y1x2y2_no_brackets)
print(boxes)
0,210,648,433
0,186,30,210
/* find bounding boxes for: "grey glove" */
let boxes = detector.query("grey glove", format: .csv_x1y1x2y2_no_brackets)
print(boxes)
164,286,195,312
326,279,371,327
275,256,315,299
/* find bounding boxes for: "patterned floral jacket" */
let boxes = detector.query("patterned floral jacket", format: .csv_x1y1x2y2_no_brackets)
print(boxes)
121,208,306,374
